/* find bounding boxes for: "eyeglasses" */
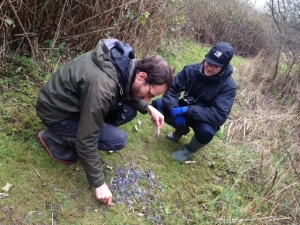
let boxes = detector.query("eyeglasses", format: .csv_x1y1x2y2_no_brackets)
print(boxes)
148,84,155,98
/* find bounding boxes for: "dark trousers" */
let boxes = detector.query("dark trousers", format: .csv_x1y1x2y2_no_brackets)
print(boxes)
44,104,137,151
152,98,218,144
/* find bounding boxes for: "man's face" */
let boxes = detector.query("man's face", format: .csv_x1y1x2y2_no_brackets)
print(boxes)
204,61,222,76
131,72,168,101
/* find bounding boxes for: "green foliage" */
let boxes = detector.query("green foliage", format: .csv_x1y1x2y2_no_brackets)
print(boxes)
158,40,209,73
125,10,135,20
0,55,45,140
4,19,14,26
2,55,40,84
140,11,150,25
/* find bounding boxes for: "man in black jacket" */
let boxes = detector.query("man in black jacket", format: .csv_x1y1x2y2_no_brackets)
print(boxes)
152,41,236,162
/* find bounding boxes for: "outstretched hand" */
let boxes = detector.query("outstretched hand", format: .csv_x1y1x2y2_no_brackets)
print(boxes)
171,107,188,118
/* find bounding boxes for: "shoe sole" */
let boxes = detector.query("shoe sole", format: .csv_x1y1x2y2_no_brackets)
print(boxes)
38,131,75,164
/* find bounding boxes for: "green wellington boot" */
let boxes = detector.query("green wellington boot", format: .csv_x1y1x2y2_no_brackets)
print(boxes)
171,136,206,162
166,126,190,142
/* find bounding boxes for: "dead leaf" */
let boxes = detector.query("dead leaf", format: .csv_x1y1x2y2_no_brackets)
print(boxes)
2,183,13,192
137,119,142,126
15,67,22,73
133,125,139,131
140,155,148,160
106,165,113,170
0,193,9,198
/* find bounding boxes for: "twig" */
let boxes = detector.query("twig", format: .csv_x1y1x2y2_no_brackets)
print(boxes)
52,0,68,49
0,1,4,10
59,0,138,34
8,0,36,61
60,26,117,39
53,56,61,74
32,0,37,33
291,185,300,212
283,144,300,182
216,216,292,223
34,169,43,180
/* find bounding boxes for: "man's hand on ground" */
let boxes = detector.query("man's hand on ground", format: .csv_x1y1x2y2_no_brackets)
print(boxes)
95,182,113,205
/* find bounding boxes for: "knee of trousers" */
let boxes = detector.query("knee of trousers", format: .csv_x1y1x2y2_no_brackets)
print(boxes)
194,125,216,144
97,131,128,151
111,131,128,150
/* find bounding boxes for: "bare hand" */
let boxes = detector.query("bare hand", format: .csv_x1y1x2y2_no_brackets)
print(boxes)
95,183,113,205
147,105,164,129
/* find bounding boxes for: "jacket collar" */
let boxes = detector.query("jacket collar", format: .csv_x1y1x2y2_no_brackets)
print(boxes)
198,62,233,84
125,59,136,98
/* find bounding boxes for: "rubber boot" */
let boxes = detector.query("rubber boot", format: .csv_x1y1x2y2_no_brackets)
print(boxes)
166,126,190,142
171,136,206,162
38,129,77,164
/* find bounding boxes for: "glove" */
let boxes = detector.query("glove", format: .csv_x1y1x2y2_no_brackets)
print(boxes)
171,107,188,118
174,116,186,126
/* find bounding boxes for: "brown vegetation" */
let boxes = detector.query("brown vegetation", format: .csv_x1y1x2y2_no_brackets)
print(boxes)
183,0,271,57
224,56,300,223
1,0,276,64
0,0,182,64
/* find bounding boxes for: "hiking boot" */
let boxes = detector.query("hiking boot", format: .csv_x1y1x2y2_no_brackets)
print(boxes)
38,129,77,164
166,126,190,142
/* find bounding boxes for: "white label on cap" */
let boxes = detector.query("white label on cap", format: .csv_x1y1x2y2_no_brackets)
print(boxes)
214,50,222,58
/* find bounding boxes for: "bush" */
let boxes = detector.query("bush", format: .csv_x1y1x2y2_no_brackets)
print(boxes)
0,0,183,63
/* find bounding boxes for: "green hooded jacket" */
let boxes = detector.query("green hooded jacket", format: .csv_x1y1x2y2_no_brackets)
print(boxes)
36,39,149,187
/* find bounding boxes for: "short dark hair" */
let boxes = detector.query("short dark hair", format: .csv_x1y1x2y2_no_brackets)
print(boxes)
135,55,174,89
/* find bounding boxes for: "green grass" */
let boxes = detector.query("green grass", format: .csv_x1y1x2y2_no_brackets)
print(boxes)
0,40,298,224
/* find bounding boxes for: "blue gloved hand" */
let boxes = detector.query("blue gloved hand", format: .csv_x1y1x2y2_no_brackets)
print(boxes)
174,116,187,126
171,107,188,118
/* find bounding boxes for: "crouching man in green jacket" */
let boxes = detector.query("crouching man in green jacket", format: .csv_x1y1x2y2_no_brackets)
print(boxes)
35,39,174,205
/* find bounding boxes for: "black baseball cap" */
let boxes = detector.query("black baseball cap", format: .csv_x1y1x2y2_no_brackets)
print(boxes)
205,41,235,67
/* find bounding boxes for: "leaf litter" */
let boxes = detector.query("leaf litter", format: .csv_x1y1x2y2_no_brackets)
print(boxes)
0,182,13,199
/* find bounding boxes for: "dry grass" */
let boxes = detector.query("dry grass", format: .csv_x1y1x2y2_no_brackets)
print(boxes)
221,56,300,224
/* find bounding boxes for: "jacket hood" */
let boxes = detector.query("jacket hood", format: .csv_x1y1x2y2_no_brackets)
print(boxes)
198,61,233,84
91,40,119,83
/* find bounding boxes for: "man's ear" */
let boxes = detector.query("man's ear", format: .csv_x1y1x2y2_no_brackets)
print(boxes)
136,72,147,81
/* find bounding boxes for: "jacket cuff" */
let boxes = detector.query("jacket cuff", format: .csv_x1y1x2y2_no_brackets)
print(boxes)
90,173,106,188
